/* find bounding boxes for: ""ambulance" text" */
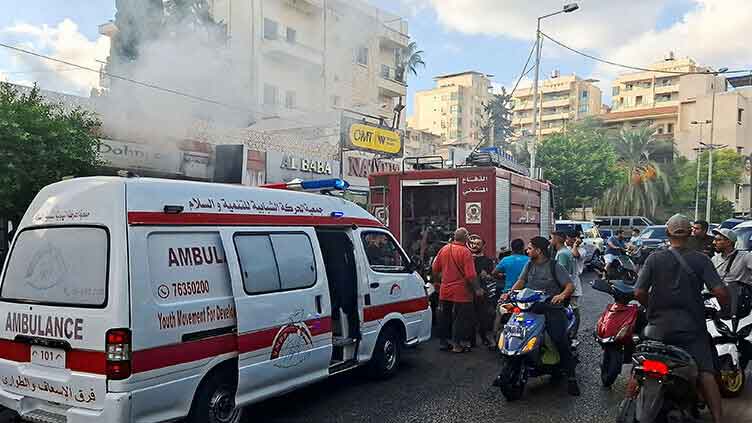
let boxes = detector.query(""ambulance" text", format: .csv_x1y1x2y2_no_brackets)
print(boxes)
168,246,225,267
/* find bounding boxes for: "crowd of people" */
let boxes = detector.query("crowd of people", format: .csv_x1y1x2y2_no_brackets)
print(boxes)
429,215,752,419
431,227,589,395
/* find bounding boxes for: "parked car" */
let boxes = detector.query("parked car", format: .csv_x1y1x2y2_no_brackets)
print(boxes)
593,215,653,232
599,228,613,240
734,220,752,250
720,218,748,230
630,225,668,264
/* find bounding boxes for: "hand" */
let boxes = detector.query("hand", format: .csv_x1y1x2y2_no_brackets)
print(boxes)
552,294,567,305
500,292,510,302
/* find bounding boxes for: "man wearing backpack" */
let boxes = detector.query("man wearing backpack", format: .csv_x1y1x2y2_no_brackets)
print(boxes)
634,214,729,423
504,236,579,396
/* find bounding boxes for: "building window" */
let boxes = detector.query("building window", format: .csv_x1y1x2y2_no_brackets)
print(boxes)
667,123,674,134
263,18,278,40
450,92,458,101
355,46,368,66
286,27,296,43
739,108,745,125
331,95,340,107
657,127,664,134
581,90,588,99
636,96,643,106
381,64,390,79
263,84,278,105
625,84,633,91
579,103,588,113
285,90,296,109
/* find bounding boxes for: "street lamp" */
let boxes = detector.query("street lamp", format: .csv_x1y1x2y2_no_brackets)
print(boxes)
691,120,712,220
528,3,580,177
705,67,729,221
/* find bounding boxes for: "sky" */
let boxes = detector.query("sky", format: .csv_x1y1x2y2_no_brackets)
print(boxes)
1,0,751,116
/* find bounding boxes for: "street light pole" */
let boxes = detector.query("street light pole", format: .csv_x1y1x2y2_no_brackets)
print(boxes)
528,3,579,178
705,69,727,222
691,120,711,221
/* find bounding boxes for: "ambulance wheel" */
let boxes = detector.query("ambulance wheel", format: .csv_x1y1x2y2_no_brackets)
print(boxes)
367,326,402,379
188,371,243,423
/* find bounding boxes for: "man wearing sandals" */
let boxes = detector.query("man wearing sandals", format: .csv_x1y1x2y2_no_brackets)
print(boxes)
432,228,483,353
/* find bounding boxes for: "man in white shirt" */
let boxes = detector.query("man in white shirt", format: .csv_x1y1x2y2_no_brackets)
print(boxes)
711,228,752,318
565,231,587,337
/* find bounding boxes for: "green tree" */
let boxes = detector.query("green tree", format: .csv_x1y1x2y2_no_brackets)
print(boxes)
596,123,672,219
0,83,102,223
480,88,514,148
666,149,743,221
537,120,619,217
397,41,425,82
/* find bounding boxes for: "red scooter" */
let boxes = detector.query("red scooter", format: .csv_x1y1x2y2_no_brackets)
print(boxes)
592,278,643,387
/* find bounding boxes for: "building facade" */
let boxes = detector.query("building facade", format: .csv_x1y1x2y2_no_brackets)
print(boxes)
100,0,408,127
409,71,493,146
403,127,443,157
511,73,602,137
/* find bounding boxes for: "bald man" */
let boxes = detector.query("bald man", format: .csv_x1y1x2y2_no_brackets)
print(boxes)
432,228,482,353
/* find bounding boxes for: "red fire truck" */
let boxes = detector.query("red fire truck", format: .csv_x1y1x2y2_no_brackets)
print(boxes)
368,156,554,262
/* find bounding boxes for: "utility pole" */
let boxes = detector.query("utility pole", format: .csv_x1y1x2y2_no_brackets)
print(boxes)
706,83,717,222
691,120,711,220
528,26,542,177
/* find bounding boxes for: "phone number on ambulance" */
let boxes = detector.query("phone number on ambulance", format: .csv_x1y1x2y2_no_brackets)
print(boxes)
162,280,210,298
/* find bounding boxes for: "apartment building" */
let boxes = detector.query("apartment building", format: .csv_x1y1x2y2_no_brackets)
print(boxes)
511,72,602,137
404,127,443,157
409,71,494,146
101,0,408,126
602,55,720,141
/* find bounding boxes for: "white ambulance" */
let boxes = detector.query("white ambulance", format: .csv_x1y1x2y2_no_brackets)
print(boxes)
0,176,431,423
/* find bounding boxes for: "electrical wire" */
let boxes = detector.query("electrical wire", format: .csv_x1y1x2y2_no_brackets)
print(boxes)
1,67,85,75
539,31,750,76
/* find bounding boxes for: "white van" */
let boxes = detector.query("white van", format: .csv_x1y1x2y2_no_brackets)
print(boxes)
0,177,431,423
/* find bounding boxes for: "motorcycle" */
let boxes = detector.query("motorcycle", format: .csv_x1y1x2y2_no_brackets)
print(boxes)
704,291,752,397
497,288,578,401
592,278,643,387
617,325,703,423
593,252,639,282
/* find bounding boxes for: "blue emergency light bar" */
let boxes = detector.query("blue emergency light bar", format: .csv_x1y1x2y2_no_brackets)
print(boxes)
300,178,350,191
263,178,350,192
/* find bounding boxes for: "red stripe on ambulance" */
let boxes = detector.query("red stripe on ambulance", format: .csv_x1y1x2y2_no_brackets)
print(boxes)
127,212,383,228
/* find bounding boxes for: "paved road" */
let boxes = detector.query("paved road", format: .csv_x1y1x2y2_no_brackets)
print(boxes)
2,274,751,422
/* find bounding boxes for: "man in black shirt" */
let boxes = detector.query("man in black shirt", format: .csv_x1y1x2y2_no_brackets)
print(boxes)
635,214,729,423
689,219,715,257
468,235,496,347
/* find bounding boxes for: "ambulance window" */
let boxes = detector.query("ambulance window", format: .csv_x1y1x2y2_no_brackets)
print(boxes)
361,232,408,272
270,234,316,290
1,226,108,307
234,235,281,294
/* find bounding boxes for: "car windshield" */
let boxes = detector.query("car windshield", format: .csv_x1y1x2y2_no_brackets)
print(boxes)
736,227,752,251
640,227,667,240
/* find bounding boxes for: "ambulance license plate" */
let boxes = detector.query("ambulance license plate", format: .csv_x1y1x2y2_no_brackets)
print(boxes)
31,345,66,369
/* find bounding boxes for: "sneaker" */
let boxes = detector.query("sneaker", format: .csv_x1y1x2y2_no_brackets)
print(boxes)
568,378,581,397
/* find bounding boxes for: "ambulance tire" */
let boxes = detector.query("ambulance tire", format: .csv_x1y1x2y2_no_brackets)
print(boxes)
187,369,243,423
367,326,402,379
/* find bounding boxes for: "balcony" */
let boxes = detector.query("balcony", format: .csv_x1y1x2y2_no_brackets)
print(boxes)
654,84,677,94
542,98,570,108
378,65,407,97
283,0,323,14
379,23,409,49
262,31,323,68
541,112,571,121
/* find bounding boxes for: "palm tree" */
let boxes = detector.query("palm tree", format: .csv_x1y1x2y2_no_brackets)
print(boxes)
596,123,672,218
396,41,425,82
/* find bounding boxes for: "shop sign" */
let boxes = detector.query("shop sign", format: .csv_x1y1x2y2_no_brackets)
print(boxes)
346,156,400,178
98,139,182,174
341,117,402,157
280,155,333,175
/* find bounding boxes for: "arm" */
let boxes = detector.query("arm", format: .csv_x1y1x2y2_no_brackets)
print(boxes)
702,256,730,310
551,263,574,304
634,255,654,307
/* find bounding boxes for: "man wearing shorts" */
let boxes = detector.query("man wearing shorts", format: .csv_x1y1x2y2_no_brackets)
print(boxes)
604,229,627,274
